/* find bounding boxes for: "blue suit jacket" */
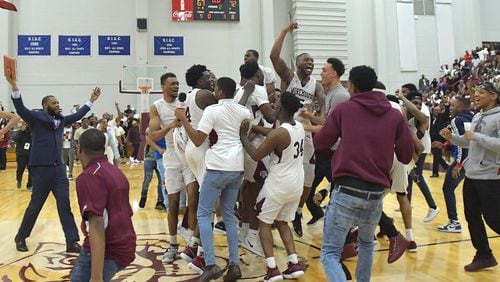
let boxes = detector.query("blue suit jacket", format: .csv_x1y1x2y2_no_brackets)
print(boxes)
12,96,90,166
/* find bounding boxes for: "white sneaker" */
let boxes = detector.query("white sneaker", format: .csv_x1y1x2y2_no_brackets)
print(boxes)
423,207,440,222
178,224,191,243
240,233,264,257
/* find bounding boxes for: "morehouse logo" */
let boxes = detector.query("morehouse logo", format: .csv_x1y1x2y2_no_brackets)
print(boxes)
173,10,193,20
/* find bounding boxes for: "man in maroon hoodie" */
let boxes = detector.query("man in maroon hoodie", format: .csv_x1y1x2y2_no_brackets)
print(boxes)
314,65,414,281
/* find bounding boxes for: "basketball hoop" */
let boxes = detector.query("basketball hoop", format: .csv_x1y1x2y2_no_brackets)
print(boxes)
139,86,151,94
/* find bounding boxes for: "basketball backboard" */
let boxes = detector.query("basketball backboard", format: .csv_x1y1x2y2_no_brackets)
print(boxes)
119,65,168,94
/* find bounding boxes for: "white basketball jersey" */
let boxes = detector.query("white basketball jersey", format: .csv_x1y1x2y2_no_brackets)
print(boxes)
186,88,206,130
154,98,183,168
286,72,316,112
265,122,305,203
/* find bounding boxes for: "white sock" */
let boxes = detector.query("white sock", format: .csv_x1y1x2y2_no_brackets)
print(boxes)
266,257,277,268
241,223,250,235
405,229,414,241
296,207,303,215
217,216,223,223
189,236,200,247
170,235,177,245
289,254,298,264
197,245,204,256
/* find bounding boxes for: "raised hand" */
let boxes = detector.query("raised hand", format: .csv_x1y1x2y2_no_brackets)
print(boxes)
90,87,101,102
283,22,299,33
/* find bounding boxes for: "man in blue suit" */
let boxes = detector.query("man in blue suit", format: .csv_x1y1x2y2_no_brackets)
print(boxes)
6,74,101,253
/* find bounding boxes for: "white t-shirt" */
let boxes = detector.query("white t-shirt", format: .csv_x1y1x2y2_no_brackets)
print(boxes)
233,84,269,126
197,99,252,171
62,127,72,149
264,122,305,204
259,64,276,85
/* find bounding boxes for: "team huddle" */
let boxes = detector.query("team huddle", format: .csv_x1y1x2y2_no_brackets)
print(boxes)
4,21,500,282
147,31,321,281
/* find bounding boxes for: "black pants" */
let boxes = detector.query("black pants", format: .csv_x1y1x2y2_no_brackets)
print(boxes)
463,178,500,259
16,154,32,188
132,143,140,160
0,147,7,170
431,147,449,175
305,157,332,218
379,211,399,238
16,165,79,244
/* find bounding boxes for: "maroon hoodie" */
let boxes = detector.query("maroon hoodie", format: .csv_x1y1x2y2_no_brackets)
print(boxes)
313,91,414,189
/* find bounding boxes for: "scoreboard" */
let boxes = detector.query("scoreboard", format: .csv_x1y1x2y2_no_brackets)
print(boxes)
172,0,240,22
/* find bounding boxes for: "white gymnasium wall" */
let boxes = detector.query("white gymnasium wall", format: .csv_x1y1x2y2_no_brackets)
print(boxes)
479,0,500,42
435,0,456,67
414,16,440,80
451,0,482,58
1,0,287,116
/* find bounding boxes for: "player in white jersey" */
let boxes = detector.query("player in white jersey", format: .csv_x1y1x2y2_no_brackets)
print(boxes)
178,64,218,264
148,72,197,264
241,92,307,281
270,22,326,238
243,49,276,95
234,61,276,257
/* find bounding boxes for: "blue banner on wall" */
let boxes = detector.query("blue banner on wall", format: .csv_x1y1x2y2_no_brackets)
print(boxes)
18,35,51,56
98,36,130,55
154,36,184,56
58,35,91,56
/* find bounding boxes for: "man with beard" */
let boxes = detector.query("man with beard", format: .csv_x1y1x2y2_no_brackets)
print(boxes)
270,22,326,237
5,72,100,253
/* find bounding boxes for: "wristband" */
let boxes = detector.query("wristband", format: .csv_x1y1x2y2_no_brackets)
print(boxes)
456,163,463,169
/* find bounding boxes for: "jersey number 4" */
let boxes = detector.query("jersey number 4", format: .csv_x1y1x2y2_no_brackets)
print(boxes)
293,139,304,159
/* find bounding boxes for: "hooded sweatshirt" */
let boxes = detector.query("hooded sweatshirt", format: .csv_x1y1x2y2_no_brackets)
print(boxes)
314,91,414,189
448,110,474,164
451,106,500,180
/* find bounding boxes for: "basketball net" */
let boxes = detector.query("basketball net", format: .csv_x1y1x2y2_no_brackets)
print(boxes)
139,86,151,113
139,85,151,94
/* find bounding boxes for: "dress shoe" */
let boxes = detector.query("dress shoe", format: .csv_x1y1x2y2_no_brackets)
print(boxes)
15,235,28,252
66,241,82,253
223,265,242,281
198,264,223,282
464,254,498,272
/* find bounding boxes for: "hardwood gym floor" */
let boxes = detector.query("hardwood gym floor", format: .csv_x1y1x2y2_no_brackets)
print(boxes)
0,161,498,281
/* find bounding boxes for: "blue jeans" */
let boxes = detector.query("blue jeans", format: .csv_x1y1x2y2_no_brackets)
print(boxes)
321,185,383,282
141,159,164,203
442,161,465,220
70,251,123,282
407,153,437,209
197,169,242,266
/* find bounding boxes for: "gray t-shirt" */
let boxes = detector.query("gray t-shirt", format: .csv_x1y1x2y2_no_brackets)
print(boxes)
325,83,350,116
325,83,350,150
